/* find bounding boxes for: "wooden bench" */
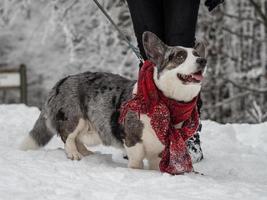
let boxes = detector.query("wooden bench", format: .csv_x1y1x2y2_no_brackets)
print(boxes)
0,64,27,104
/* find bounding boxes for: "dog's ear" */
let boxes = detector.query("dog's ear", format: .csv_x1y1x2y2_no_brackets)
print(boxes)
194,40,207,58
142,31,167,65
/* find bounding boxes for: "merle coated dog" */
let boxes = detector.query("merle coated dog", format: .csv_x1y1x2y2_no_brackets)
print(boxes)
20,31,206,170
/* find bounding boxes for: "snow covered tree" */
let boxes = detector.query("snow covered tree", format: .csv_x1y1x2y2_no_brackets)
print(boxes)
198,0,267,122
0,0,266,123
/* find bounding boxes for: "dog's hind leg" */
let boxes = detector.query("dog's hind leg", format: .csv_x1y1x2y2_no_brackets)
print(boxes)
76,140,93,157
64,119,87,160
75,120,101,156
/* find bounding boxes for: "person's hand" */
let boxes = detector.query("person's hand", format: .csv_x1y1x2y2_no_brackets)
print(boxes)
205,0,224,12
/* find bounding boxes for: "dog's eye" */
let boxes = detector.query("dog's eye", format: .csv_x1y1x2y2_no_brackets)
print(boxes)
176,51,187,60
164,50,187,70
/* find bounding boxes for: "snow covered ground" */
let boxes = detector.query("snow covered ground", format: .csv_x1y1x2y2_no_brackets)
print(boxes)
0,104,266,200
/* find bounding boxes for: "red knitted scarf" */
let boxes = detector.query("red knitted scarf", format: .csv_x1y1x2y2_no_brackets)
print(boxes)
119,60,199,175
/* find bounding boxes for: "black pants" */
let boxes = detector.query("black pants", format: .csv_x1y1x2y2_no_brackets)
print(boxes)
126,0,200,60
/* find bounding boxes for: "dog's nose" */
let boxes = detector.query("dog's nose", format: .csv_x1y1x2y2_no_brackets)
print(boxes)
196,58,207,68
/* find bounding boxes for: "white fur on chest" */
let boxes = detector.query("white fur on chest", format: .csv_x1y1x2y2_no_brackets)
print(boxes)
132,83,184,158
140,114,164,158
140,114,184,157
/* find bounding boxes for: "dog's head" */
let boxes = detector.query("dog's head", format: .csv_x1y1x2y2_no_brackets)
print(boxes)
142,31,207,102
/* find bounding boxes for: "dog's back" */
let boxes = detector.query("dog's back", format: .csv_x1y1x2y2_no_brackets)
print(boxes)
20,71,135,152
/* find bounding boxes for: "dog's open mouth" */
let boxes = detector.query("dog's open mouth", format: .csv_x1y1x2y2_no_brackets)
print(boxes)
177,71,204,83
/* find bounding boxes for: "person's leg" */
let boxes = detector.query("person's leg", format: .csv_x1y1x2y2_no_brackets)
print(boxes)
163,0,203,163
163,0,200,47
126,0,164,60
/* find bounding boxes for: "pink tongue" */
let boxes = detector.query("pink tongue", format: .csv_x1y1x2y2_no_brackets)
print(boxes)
192,74,203,81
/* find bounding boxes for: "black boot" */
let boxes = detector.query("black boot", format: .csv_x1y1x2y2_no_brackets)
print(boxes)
187,97,204,163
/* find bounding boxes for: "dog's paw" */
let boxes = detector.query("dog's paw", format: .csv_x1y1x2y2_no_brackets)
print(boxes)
128,160,144,169
66,151,83,161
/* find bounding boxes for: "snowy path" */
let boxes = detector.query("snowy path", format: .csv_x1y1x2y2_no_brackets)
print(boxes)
0,105,266,200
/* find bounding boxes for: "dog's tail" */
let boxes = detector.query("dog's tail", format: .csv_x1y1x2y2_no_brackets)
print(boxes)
20,112,55,150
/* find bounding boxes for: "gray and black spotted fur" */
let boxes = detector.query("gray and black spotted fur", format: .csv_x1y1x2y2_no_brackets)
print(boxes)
30,72,136,148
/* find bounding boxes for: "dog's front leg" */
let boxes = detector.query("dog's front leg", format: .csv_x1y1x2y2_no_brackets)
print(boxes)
147,156,161,170
124,142,145,169
123,111,145,169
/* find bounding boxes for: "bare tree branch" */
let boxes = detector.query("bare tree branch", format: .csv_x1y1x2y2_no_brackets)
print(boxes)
222,27,266,42
63,0,79,18
203,91,251,110
223,78,267,93
222,11,264,24
248,0,267,28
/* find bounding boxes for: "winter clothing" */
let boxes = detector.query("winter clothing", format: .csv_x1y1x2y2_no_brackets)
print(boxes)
126,0,224,59
126,0,201,60
120,61,200,175
205,0,224,12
